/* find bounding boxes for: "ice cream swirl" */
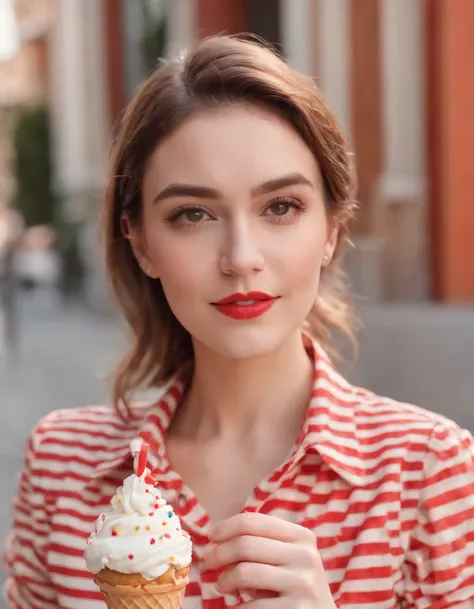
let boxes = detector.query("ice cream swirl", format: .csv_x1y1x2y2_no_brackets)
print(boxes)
84,443,192,580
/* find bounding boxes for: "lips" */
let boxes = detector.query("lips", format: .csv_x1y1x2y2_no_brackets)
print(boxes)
212,292,277,320
214,291,274,305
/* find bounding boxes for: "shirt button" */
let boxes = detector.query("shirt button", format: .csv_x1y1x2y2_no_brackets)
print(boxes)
177,493,187,508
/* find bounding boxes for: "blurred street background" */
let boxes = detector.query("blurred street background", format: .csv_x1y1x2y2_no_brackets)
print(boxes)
1,0,474,603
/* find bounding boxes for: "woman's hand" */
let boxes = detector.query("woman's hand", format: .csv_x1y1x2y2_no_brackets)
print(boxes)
203,512,337,608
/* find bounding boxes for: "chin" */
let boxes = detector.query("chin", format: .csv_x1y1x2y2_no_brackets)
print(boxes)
192,323,296,361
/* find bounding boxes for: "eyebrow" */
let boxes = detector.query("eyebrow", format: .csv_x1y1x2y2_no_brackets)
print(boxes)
152,172,315,203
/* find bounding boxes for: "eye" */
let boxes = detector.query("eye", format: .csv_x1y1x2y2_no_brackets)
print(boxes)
269,200,292,216
166,206,213,225
264,197,305,220
181,209,209,223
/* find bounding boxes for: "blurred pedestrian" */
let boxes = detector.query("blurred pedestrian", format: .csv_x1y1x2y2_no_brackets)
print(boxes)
4,35,474,609
0,202,24,354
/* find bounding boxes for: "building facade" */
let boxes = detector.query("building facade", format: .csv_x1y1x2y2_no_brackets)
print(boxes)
0,0,53,211
5,0,473,306
101,0,474,304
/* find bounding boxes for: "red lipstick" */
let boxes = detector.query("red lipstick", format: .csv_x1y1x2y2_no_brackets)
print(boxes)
212,291,277,320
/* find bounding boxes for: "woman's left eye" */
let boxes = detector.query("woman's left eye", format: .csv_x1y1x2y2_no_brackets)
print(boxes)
264,197,303,219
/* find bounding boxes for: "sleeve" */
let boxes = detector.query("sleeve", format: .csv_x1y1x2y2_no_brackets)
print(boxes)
402,422,474,609
3,425,57,608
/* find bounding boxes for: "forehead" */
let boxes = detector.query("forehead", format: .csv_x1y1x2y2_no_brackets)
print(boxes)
143,105,322,193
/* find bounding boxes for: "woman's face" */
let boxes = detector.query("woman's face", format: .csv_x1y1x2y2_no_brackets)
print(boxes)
137,105,337,360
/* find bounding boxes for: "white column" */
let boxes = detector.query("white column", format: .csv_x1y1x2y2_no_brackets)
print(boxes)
164,0,197,59
49,0,109,220
49,0,111,310
280,0,311,75
0,0,19,61
121,0,146,100
378,0,426,201
316,0,352,144
49,0,88,205
83,1,110,194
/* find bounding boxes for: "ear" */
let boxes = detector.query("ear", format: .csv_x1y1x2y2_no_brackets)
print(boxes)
121,214,158,279
322,223,339,268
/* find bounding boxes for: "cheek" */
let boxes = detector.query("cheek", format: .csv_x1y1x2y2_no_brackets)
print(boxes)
278,223,327,286
146,231,213,301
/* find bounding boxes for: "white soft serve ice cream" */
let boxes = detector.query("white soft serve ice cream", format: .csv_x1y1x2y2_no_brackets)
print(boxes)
84,440,192,580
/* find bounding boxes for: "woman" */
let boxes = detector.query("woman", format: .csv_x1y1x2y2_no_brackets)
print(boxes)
5,36,474,609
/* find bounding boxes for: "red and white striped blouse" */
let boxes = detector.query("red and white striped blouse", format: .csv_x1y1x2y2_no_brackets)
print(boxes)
4,340,474,609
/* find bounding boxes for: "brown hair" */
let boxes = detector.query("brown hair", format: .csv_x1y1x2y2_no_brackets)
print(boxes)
103,35,359,410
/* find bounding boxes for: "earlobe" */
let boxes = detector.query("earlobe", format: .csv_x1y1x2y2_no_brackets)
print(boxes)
143,264,156,279
139,257,158,279
322,253,332,269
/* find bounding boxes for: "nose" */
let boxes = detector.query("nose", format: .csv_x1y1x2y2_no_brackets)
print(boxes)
220,219,264,277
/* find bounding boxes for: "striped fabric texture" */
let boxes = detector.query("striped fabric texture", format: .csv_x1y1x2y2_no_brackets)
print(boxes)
4,340,474,609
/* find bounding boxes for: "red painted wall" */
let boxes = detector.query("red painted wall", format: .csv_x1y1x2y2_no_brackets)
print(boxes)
196,0,248,38
426,0,474,300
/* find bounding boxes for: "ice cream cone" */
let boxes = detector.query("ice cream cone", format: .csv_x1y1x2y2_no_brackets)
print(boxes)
96,567,189,609
84,441,193,609
96,580,186,609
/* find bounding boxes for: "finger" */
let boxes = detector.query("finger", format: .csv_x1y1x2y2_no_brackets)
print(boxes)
240,599,289,609
204,535,299,569
240,599,288,609
216,562,294,596
211,512,311,543
240,588,276,602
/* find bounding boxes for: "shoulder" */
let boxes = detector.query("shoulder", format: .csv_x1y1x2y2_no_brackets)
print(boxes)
351,383,473,471
322,364,473,486
24,403,151,493
352,382,467,436
33,403,148,446
323,358,465,445
317,346,462,448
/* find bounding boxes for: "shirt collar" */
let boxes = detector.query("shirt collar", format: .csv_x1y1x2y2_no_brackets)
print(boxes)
298,337,367,487
92,337,368,487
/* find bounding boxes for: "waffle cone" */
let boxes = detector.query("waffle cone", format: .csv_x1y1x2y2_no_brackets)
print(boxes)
95,567,189,609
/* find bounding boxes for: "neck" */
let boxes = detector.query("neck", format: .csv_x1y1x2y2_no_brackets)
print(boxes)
172,332,314,441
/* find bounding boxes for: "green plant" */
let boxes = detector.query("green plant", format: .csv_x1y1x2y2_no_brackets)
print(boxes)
12,104,57,227
141,4,167,73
